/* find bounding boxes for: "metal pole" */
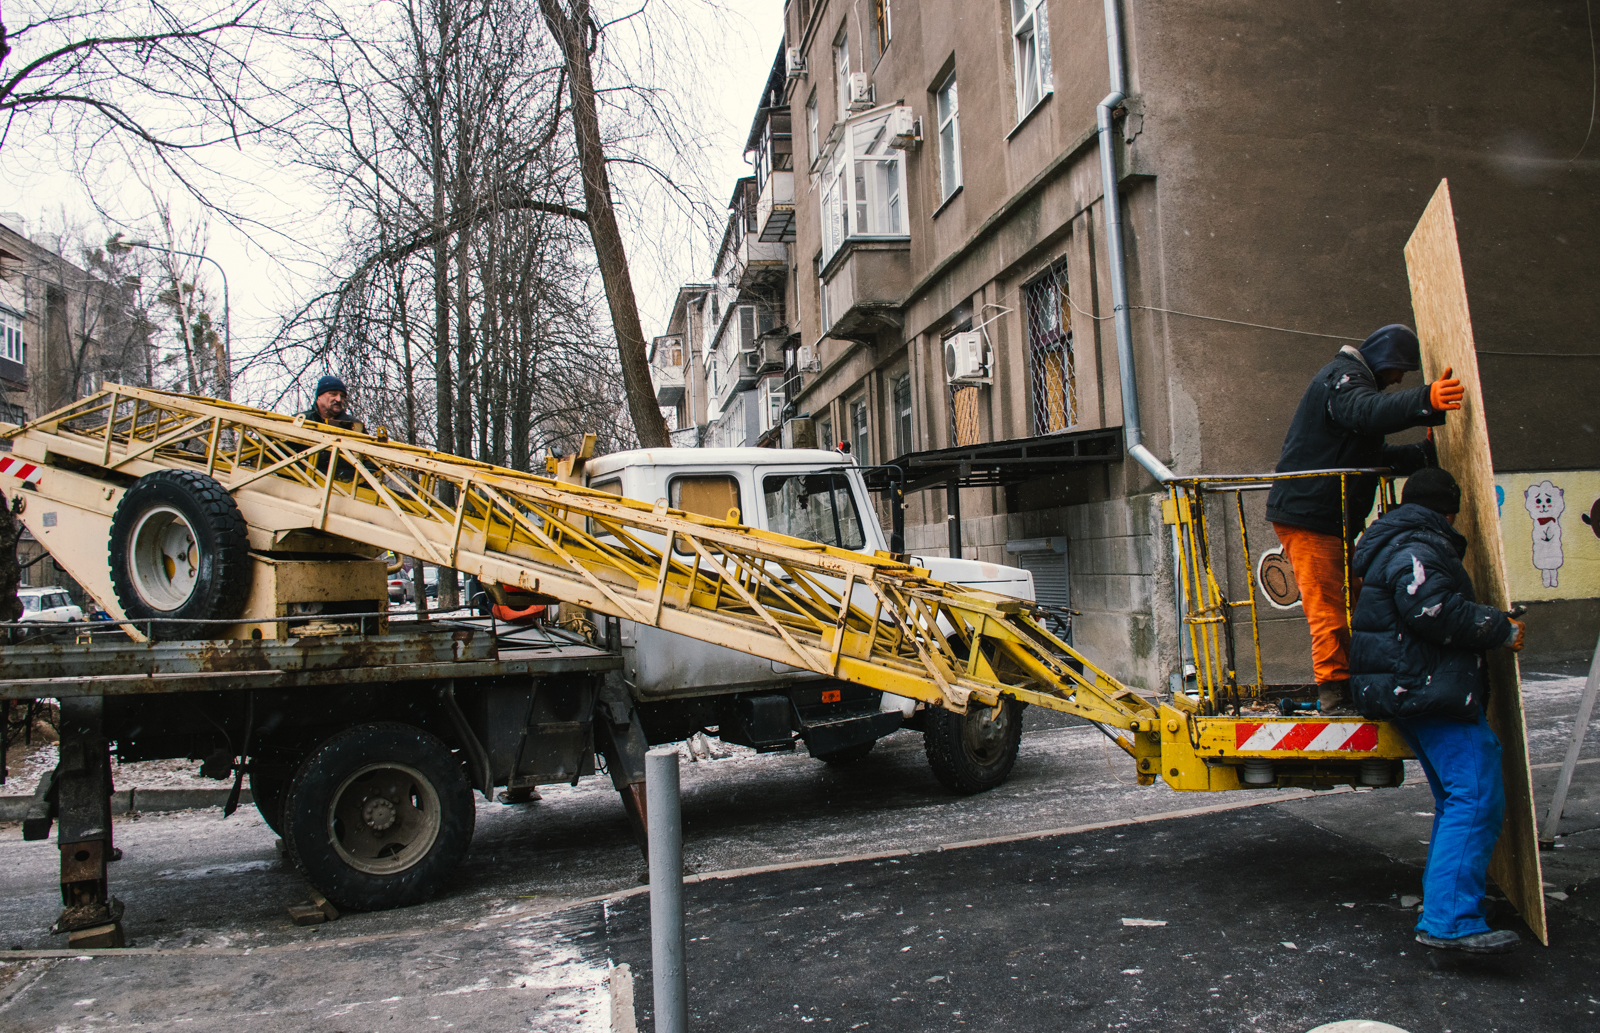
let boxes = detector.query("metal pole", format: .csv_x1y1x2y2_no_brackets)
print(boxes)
646,746,687,1033
1541,629,1600,845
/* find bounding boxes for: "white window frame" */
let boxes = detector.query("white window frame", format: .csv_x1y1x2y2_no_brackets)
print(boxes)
834,30,851,121
850,395,870,463
1010,0,1054,120
819,110,909,265
806,91,820,165
0,308,23,365
935,73,962,201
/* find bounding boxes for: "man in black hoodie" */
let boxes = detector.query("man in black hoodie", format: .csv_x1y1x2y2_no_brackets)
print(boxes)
1348,467,1526,954
1265,325,1463,712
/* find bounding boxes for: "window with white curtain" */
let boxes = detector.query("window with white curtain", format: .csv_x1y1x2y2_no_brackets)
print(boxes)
0,309,23,365
819,111,908,264
1011,0,1053,119
833,31,851,120
935,74,961,201
806,91,820,164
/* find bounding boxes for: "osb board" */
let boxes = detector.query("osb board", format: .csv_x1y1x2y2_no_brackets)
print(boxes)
1404,178,1547,944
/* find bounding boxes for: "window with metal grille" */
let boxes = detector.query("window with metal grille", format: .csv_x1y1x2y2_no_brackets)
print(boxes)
1026,264,1075,435
892,374,913,457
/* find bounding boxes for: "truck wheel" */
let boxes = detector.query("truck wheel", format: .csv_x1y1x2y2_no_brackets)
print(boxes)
107,470,250,639
283,722,475,912
816,741,875,766
923,698,1024,794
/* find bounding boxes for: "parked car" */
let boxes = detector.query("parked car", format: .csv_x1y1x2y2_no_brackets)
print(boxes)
387,576,415,603
422,567,466,600
17,587,85,623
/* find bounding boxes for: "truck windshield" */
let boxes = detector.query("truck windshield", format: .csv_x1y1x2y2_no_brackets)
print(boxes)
762,472,866,550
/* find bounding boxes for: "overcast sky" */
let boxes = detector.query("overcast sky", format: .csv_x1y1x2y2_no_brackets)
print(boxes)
0,0,783,405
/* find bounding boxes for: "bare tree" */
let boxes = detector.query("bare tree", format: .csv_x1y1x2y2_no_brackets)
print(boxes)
537,0,667,449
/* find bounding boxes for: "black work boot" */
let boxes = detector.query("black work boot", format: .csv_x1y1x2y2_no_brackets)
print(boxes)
1415,928,1521,954
1317,679,1354,715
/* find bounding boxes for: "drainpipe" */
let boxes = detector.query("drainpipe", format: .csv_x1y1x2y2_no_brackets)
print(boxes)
1098,0,1175,484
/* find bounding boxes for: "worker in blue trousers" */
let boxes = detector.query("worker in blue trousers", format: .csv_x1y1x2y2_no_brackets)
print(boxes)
1347,466,1527,953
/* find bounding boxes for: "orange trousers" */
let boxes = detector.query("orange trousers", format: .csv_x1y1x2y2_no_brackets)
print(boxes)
1272,523,1360,685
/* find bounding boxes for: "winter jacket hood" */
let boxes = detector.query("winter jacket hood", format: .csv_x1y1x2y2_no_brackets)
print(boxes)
1348,503,1511,721
1358,324,1422,373
1265,350,1444,538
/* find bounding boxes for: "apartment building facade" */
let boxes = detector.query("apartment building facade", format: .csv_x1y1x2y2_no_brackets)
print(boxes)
663,1,1600,688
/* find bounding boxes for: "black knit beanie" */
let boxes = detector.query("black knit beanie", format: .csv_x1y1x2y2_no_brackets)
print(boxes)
1403,467,1461,515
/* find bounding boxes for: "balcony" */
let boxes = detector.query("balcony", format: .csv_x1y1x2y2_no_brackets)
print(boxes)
756,171,795,243
651,363,685,406
820,240,912,341
734,233,787,292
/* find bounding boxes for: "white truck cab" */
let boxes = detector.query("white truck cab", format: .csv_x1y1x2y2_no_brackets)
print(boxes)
583,447,1035,700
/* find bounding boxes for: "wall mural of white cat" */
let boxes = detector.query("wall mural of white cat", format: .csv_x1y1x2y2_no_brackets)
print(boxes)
1524,480,1565,588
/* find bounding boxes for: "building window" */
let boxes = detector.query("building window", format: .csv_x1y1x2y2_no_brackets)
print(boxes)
892,374,913,457
935,74,961,201
819,110,908,264
834,30,851,120
850,395,870,462
1011,0,1053,119
873,0,891,57
806,91,820,164
1,308,24,365
1026,263,1075,435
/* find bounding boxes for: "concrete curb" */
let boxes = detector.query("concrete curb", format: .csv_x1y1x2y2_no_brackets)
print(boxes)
0,788,252,821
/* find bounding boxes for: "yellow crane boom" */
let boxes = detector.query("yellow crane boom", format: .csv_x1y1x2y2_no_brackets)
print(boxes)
0,384,1413,791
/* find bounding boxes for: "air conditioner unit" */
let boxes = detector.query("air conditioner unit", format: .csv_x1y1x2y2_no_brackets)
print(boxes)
944,331,989,383
786,47,806,78
796,344,822,373
744,349,761,372
888,106,920,149
848,73,873,109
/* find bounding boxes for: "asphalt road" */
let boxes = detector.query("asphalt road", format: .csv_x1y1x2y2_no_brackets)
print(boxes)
1,663,1597,1032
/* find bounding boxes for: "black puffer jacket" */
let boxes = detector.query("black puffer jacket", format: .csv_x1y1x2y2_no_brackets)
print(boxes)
1264,349,1444,537
1348,504,1513,721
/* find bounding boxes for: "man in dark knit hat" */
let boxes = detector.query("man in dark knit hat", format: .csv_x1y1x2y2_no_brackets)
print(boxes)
1265,325,1465,712
1348,466,1526,954
301,375,354,428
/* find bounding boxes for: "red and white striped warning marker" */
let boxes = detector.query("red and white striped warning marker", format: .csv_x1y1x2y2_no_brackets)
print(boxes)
1234,721,1380,753
0,456,42,484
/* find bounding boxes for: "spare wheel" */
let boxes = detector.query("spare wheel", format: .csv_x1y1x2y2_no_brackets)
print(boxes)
108,469,251,639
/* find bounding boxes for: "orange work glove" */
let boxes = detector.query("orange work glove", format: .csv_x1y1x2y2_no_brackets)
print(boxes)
1429,366,1464,411
1506,617,1526,652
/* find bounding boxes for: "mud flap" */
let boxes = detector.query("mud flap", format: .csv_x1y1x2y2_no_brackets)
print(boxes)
1406,180,1546,943
595,684,650,861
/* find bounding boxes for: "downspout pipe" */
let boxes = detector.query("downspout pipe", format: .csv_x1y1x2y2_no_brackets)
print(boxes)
1098,0,1176,484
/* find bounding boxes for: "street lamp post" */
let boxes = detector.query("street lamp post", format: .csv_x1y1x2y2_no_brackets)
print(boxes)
120,240,230,401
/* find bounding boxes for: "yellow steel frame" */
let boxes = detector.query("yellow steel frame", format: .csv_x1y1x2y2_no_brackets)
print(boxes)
0,386,1414,791
1164,469,1399,714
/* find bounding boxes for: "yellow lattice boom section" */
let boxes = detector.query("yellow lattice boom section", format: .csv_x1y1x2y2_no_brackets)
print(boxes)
0,385,1160,740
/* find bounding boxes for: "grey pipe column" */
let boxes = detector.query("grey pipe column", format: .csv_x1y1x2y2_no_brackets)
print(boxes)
646,746,687,1033
1098,0,1175,484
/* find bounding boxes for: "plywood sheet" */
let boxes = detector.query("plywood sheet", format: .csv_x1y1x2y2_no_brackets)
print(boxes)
1404,179,1547,944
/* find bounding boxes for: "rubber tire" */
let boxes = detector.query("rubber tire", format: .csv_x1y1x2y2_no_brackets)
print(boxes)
923,698,1025,794
283,722,475,912
248,768,290,836
107,469,250,639
816,741,875,766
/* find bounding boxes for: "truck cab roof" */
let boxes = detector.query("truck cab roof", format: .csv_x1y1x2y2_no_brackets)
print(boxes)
584,447,853,477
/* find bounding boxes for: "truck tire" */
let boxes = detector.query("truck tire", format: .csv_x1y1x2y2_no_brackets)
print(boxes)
923,698,1024,794
282,722,475,912
107,470,250,639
